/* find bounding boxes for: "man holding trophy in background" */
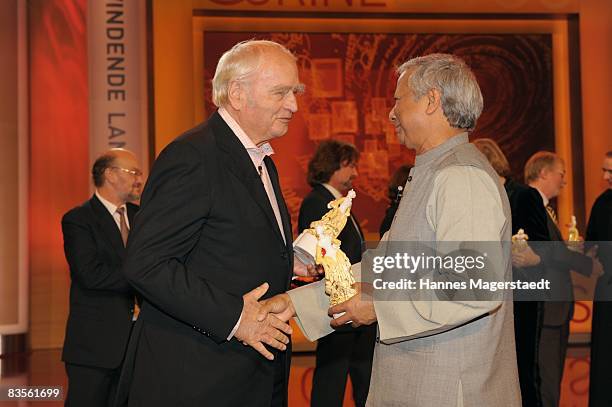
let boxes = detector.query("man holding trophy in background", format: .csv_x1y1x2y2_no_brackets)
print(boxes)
296,140,375,407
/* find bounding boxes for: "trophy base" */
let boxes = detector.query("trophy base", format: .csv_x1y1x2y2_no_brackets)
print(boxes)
293,231,318,266
293,245,315,267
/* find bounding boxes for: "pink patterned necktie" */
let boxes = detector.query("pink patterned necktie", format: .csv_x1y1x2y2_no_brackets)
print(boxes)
115,207,129,246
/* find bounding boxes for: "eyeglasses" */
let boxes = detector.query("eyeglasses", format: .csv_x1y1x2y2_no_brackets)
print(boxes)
111,166,143,177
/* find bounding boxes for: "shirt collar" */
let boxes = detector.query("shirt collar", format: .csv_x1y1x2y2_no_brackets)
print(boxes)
95,190,126,216
322,183,342,199
414,132,469,167
533,186,549,207
218,107,274,167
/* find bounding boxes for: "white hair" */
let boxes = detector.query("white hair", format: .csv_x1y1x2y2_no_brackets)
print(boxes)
212,39,296,107
397,53,483,131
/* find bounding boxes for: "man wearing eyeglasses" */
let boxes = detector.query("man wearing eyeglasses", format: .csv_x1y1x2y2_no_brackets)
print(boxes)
61,148,143,407
523,151,602,406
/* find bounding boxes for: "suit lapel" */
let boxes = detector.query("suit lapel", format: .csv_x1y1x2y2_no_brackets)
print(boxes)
211,112,285,244
265,157,294,286
90,195,126,258
126,203,138,225
351,212,364,241
546,213,563,241
264,156,292,247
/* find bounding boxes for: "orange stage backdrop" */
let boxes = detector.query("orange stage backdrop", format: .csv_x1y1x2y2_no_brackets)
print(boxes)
26,0,612,405
25,0,608,348
29,0,88,350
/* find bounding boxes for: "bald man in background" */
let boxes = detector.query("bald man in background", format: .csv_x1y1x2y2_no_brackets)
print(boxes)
61,149,143,407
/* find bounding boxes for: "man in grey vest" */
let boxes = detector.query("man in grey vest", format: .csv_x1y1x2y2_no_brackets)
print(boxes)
260,54,521,406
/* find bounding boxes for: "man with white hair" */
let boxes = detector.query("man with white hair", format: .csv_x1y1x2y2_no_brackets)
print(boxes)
524,151,602,406
117,40,306,407
262,54,522,406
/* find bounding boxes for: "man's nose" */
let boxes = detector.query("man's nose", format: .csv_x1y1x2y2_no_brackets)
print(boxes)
285,92,298,113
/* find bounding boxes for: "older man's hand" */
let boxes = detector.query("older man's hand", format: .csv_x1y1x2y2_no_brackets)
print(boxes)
328,283,377,328
258,293,296,323
234,283,293,361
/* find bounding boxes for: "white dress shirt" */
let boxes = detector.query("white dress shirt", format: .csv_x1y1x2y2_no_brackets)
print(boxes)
95,190,130,230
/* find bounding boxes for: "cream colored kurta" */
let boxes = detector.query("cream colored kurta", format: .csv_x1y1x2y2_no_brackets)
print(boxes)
289,134,521,407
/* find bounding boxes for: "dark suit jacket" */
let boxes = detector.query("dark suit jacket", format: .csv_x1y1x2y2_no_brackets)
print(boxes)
118,111,294,407
298,184,363,265
507,180,592,325
587,189,612,407
61,195,138,369
586,189,612,298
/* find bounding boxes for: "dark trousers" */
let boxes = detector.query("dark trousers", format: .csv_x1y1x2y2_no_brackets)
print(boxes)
514,301,543,407
311,325,376,407
271,352,289,407
65,363,120,407
589,301,612,407
538,321,570,407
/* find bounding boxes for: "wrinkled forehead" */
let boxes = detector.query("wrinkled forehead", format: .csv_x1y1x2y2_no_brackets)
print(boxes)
552,159,565,173
256,51,297,77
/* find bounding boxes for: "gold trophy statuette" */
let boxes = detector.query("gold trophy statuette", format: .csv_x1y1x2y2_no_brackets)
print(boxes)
292,190,358,307
568,216,580,241
567,215,583,252
511,228,529,253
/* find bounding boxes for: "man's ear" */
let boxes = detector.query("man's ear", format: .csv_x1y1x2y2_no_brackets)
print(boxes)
425,88,441,115
103,168,115,185
227,80,245,111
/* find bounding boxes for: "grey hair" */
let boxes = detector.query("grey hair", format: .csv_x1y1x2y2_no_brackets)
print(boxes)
212,39,296,107
524,151,562,183
397,53,483,131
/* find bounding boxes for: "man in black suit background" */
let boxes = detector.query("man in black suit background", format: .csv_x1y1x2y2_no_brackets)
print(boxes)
522,151,602,406
473,137,545,406
119,40,309,407
587,150,612,407
298,140,375,407
61,148,143,407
